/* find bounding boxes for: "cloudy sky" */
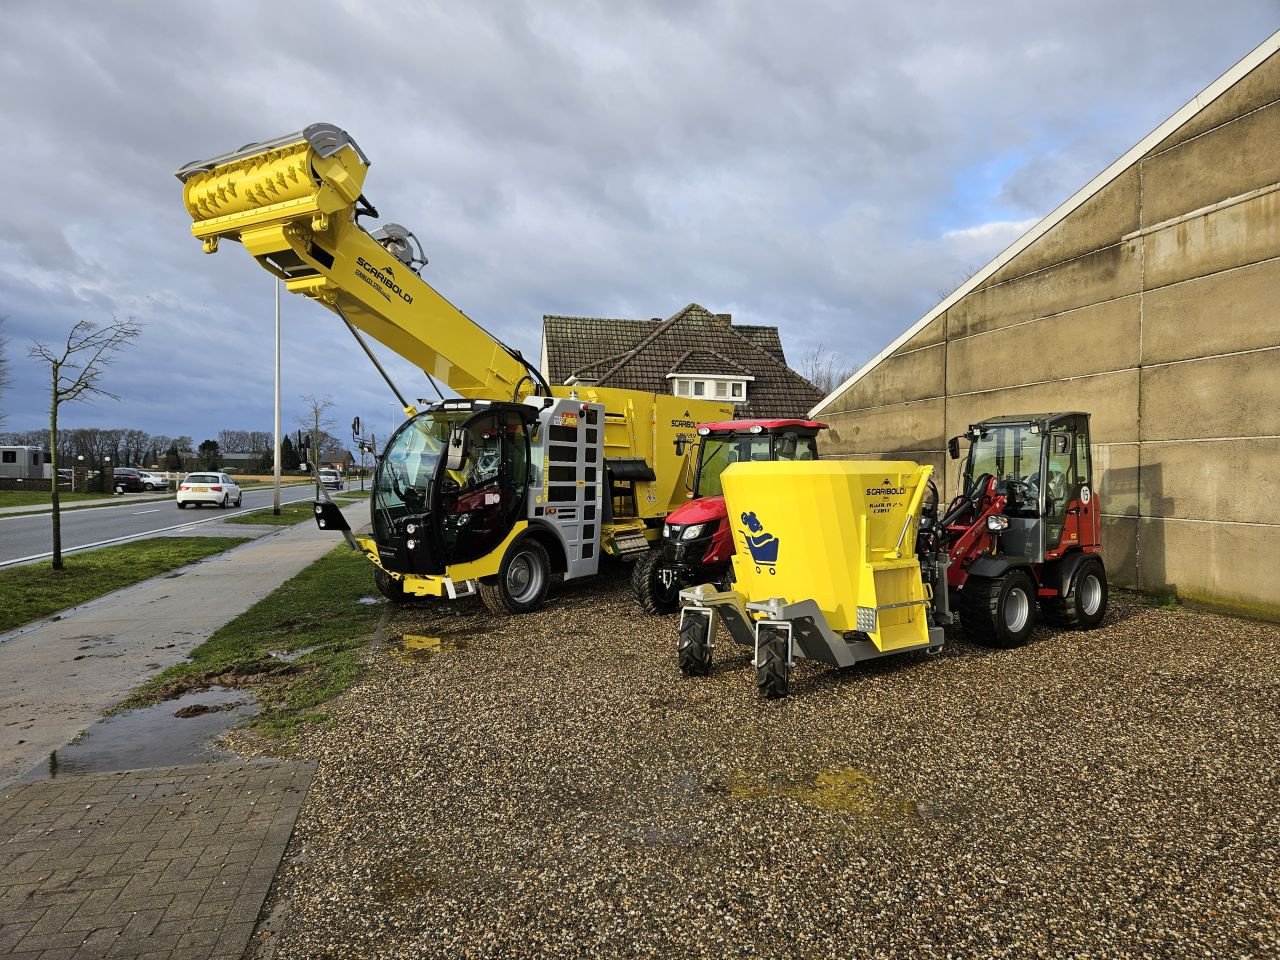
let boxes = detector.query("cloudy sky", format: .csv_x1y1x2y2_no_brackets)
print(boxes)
1,2,1276,447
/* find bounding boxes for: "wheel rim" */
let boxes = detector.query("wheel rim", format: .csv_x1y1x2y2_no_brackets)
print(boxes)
1004,585,1030,633
1079,573,1102,616
506,551,543,603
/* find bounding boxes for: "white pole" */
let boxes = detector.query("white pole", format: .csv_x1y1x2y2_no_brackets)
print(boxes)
273,278,282,515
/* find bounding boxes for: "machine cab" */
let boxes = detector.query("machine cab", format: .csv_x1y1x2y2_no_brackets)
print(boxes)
949,412,1097,563
372,401,534,575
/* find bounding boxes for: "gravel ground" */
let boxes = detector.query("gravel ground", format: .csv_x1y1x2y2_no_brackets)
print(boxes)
234,562,1280,958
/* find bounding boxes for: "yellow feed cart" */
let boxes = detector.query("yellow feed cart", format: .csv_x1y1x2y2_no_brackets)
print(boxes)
678,460,946,698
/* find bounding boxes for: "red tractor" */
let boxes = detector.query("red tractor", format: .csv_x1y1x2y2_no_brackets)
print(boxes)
632,419,827,613
930,411,1108,646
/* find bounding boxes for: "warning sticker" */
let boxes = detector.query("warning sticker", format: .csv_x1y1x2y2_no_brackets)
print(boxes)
552,413,579,428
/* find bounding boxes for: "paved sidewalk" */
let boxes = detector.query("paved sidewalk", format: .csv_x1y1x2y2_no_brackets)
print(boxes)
0,762,315,959
0,501,369,789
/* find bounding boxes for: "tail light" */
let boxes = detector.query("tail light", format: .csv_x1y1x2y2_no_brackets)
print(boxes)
179,485,189,491
211,485,223,492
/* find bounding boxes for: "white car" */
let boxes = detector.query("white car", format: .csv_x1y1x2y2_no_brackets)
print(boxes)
177,472,243,509
318,468,344,490
138,471,171,491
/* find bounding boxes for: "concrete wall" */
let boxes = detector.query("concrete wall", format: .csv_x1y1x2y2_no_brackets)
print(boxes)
821,47,1280,618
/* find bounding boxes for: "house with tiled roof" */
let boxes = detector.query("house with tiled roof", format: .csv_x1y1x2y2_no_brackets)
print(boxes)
540,304,822,419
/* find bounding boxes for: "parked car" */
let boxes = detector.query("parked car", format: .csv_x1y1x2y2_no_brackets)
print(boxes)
112,467,145,493
318,468,344,490
177,472,243,509
138,471,170,491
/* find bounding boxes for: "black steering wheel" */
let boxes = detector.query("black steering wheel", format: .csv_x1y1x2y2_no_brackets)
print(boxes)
1001,477,1036,508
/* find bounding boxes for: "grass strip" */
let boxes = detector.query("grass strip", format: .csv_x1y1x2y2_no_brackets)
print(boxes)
120,545,381,737
0,537,250,633
0,491,115,508
223,501,317,526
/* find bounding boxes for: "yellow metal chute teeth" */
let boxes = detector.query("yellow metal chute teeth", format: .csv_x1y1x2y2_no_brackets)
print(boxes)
174,122,369,243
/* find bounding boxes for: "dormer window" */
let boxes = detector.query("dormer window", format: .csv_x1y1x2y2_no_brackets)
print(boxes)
669,375,752,403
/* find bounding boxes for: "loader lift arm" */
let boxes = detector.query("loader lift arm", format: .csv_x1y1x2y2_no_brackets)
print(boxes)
176,123,541,403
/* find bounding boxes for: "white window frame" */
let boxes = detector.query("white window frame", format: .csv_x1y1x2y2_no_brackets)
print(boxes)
666,374,754,403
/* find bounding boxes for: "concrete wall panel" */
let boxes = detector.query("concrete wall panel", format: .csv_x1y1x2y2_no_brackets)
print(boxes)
945,369,1140,445
1142,256,1280,364
946,296,1139,395
1137,517,1280,617
987,169,1140,284
1142,101,1280,227
949,241,1141,338
1101,516,1138,588
899,314,946,353
1093,443,1140,518
1143,189,1280,289
829,344,944,413
1138,439,1280,525
1140,348,1280,441
1152,50,1280,153
822,398,945,458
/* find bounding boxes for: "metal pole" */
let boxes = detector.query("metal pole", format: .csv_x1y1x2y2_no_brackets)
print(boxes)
273,278,282,515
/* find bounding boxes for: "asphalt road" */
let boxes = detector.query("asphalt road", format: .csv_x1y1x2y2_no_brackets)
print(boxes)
0,485,349,567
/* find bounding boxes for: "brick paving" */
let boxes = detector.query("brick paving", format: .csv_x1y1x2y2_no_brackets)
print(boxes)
0,762,315,959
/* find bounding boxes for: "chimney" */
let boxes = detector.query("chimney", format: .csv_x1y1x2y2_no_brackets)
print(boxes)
713,313,732,327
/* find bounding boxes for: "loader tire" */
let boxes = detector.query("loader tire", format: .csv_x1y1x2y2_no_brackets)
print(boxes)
677,614,712,677
1041,559,1108,629
478,539,550,615
632,549,680,615
960,570,1036,649
755,625,791,700
374,568,408,604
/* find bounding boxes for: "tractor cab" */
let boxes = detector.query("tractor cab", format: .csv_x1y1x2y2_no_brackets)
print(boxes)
632,419,826,613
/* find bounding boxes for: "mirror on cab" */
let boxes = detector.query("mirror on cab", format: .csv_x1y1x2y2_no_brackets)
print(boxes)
779,433,798,459
445,427,469,472
1052,433,1070,456
947,436,961,460
352,415,361,439
674,436,688,457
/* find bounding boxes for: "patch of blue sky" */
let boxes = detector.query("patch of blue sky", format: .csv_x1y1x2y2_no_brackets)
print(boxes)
928,147,1032,235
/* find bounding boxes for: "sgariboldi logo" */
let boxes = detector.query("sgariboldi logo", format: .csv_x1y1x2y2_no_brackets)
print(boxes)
739,511,780,574
355,257,414,304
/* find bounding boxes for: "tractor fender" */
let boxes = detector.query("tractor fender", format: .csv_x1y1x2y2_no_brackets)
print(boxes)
966,555,1033,580
1041,551,1101,599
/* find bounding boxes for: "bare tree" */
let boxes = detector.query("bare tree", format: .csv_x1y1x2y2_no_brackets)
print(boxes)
297,394,336,495
798,346,856,396
29,316,141,569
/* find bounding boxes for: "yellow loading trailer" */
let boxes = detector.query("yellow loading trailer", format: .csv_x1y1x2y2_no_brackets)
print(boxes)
678,460,945,697
176,123,731,612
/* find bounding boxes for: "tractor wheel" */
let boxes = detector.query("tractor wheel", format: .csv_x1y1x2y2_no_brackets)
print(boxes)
755,625,791,699
632,549,680,615
478,539,551,615
374,568,408,604
1042,559,1108,629
677,614,713,677
960,570,1036,649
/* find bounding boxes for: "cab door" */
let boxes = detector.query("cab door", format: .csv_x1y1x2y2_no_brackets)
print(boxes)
435,410,530,566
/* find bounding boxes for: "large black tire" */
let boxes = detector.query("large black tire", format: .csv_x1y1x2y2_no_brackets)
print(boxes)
374,568,408,603
632,549,680,615
1042,558,1108,629
177,501,187,510
755,626,791,699
677,614,713,677
478,539,551,615
220,494,229,509
960,569,1037,649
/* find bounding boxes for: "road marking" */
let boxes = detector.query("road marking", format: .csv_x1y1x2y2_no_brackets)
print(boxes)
132,509,160,515
0,492,325,568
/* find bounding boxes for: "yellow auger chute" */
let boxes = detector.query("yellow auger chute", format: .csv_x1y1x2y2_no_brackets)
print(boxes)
175,123,369,253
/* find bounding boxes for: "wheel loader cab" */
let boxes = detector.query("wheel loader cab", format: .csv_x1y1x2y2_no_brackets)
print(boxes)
952,412,1095,563
373,402,533,576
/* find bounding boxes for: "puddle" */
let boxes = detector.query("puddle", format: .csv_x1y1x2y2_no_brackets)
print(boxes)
23,687,258,781
357,595,382,605
269,646,318,663
721,767,917,822
394,632,473,660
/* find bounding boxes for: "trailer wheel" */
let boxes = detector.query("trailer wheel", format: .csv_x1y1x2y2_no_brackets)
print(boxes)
632,549,680,615
1042,559,1108,629
677,613,713,676
755,625,791,699
479,538,551,615
961,570,1036,649
374,568,408,604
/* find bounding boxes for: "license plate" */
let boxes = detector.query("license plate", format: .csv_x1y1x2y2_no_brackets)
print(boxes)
194,486,208,492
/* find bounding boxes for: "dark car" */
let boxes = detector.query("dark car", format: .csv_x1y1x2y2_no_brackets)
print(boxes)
112,467,146,493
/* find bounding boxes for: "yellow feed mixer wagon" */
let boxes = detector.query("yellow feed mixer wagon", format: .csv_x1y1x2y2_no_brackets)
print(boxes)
677,460,946,698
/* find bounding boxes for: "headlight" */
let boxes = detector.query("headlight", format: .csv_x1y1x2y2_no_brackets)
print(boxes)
987,515,1009,532
681,523,705,540
663,523,671,538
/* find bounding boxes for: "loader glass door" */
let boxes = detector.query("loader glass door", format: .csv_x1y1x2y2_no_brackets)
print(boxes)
1043,431,1079,548
967,424,1039,517
435,411,530,565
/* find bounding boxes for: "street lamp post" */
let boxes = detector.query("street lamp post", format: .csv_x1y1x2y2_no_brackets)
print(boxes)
76,454,84,493
103,456,112,495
